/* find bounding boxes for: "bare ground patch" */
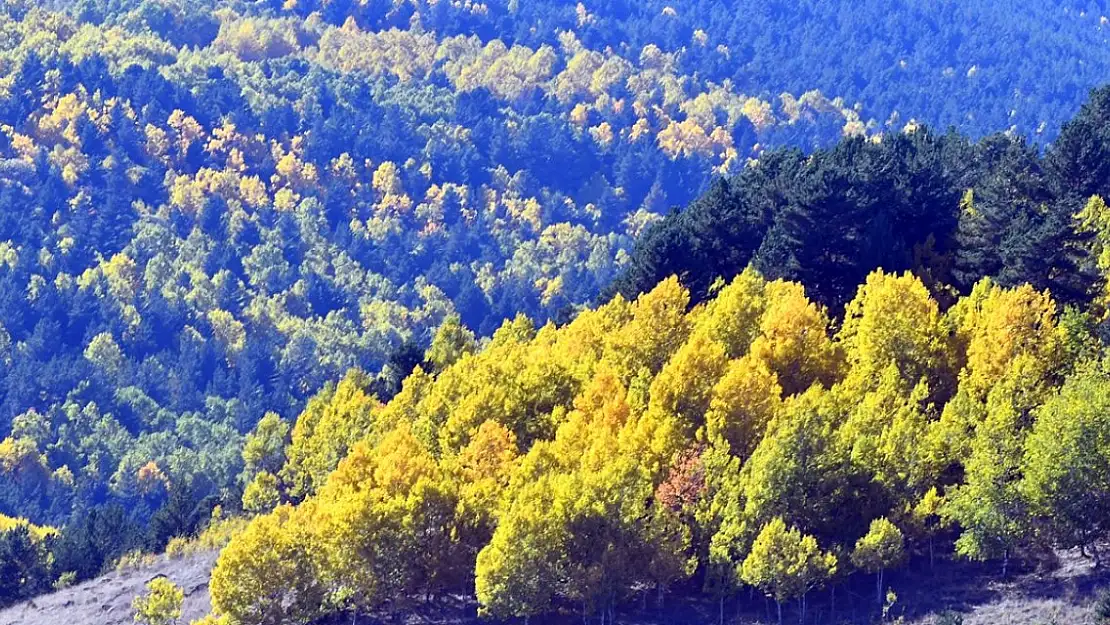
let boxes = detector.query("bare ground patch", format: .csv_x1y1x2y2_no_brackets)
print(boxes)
0,551,217,625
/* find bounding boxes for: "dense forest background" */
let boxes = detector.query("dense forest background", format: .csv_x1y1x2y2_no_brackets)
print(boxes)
5,0,1110,615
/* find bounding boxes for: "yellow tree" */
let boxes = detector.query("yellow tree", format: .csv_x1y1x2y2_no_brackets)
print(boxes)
477,365,693,621
240,412,289,482
749,281,841,396
690,268,767,358
839,365,937,505
241,471,281,513
740,518,837,625
928,280,1062,479
475,477,566,620
603,276,691,383
943,356,1045,576
739,387,851,540
647,333,729,437
446,419,520,558
702,446,749,613
281,371,382,499
851,518,905,605
704,355,782,458
209,505,325,625
1074,195,1110,314
838,270,954,402
132,577,183,625
425,313,477,371
312,425,466,611
949,279,1061,400
1022,370,1110,565
432,326,577,454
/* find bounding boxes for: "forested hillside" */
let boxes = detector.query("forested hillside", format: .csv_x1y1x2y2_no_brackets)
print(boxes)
612,87,1110,311
0,0,870,538
4,0,1110,616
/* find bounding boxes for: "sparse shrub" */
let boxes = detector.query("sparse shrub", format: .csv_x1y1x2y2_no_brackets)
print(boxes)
164,537,189,559
52,571,76,590
935,611,963,625
883,589,899,622
115,549,147,572
132,577,183,625
192,514,250,551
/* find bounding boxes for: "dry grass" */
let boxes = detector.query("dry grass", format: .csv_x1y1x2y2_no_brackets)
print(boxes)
0,551,217,625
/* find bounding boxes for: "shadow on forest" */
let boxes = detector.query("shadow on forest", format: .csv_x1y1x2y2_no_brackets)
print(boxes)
313,550,1110,625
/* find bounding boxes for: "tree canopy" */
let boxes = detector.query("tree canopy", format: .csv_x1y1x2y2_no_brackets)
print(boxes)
204,267,1110,623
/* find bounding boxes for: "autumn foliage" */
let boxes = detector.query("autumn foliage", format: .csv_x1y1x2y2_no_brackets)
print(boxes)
207,267,1107,623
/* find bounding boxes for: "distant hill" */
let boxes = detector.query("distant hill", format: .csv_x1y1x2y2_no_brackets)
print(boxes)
468,0,1110,142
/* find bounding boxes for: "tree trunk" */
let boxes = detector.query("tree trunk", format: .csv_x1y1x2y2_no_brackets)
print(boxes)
776,600,783,625
718,594,724,625
876,569,884,606
1002,550,1009,578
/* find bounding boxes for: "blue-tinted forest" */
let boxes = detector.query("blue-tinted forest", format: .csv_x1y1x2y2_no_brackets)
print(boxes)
5,0,1110,614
